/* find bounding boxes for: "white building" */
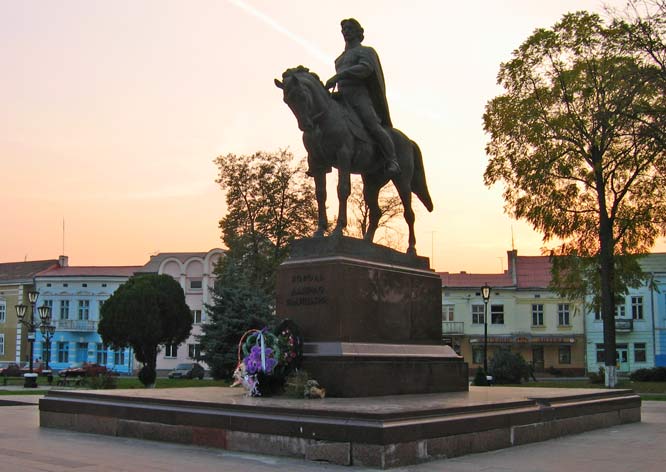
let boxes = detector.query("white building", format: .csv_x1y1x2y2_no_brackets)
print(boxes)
137,249,223,374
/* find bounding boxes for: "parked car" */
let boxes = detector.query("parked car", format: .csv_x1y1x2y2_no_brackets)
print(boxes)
0,362,22,377
58,362,109,378
168,363,205,380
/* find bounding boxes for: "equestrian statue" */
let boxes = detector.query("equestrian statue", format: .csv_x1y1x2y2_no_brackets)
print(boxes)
274,18,433,256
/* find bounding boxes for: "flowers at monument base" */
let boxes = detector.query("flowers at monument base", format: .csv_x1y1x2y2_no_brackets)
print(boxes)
233,320,303,397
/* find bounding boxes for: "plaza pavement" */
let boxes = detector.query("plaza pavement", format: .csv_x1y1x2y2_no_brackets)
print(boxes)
0,397,664,471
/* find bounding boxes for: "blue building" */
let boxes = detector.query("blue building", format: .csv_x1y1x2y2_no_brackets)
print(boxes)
585,253,666,374
640,254,666,367
33,259,140,374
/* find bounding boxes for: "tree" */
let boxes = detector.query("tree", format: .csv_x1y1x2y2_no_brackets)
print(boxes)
213,149,318,296
344,179,405,249
483,11,666,386
198,285,273,379
98,274,192,386
200,150,318,379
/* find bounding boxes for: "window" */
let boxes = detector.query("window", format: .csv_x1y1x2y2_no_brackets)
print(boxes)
631,296,644,320
558,304,570,326
0,301,5,323
188,343,201,360
59,300,70,320
57,342,69,363
96,343,108,365
442,305,454,322
189,278,203,290
472,346,484,364
558,345,571,364
165,344,178,358
634,343,647,363
472,305,484,324
615,304,626,318
596,344,605,363
491,305,504,324
192,310,203,324
78,300,90,320
114,350,126,365
0,333,4,355
594,307,602,320
82,283,87,287
531,304,544,326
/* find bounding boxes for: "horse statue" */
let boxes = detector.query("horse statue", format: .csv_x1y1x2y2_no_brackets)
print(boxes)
274,66,433,256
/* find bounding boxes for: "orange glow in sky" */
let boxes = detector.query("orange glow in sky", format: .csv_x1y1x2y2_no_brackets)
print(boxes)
3,0,664,272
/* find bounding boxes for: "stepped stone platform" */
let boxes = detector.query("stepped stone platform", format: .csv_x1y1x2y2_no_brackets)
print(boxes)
40,386,640,469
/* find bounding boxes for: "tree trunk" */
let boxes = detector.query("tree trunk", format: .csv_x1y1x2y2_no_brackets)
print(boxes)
595,148,617,388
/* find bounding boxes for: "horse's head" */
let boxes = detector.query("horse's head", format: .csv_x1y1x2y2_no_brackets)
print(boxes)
275,66,327,132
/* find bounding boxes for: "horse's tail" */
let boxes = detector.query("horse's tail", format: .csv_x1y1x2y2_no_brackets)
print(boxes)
410,141,434,212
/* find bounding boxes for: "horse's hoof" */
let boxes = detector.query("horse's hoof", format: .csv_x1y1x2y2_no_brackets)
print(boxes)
331,228,343,238
406,247,417,257
313,229,326,238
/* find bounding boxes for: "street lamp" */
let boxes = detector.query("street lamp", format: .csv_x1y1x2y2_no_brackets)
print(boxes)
481,283,491,374
39,311,55,368
14,291,52,388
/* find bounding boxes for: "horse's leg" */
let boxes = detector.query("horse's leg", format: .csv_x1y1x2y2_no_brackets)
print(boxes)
395,177,417,256
313,172,327,237
332,169,351,237
362,175,382,243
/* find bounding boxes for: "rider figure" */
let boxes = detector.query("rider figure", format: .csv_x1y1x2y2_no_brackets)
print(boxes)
325,18,401,177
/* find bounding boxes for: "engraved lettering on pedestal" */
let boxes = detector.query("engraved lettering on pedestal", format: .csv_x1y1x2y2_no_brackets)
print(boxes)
287,273,327,306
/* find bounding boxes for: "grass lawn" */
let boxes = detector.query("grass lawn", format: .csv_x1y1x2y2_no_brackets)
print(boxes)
1,375,229,393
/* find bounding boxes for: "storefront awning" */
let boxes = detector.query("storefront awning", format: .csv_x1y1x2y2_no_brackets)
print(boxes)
469,335,577,345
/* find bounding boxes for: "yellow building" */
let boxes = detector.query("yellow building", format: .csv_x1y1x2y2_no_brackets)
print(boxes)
0,259,60,363
440,251,586,376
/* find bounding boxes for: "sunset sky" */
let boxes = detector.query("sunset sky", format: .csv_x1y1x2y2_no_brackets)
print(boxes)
3,0,663,273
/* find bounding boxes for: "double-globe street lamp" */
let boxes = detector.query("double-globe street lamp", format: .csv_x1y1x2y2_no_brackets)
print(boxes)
15,290,54,388
481,283,491,374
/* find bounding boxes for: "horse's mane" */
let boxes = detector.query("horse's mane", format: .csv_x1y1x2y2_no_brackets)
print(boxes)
282,65,327,91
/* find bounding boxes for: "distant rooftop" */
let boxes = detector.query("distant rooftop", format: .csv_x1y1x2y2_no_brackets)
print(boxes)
439,251,553,290
36,266,141,278
137,250,223,273
0,260,60,283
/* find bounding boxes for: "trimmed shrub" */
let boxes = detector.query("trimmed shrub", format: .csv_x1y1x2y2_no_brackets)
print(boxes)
588,366,605,384
630,367,666,382
473,367,490,386
489,351,529,384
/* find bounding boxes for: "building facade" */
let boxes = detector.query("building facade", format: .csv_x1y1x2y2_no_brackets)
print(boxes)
34,261,140,374
440,251,586,376
136,249,223,374
0,259,59,363
585,253,666,373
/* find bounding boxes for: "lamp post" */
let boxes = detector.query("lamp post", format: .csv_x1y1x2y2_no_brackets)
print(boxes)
15,291,52,388
481,283,491,374
39,318,56,369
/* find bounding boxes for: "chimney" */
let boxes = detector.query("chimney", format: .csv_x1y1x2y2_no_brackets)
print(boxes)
58,255,69,267
507,250,517,285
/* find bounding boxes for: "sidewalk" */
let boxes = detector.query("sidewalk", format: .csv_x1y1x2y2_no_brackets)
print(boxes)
0,398,664,471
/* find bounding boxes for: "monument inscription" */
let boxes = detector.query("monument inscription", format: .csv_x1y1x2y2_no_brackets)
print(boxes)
286,273,327,306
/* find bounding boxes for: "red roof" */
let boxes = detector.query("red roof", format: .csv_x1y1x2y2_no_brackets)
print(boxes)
515,256,552,288
36,266,141,278
439,272,513,288
439,253,552,290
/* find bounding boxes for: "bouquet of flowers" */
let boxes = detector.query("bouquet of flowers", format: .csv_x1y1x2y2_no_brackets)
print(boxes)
233,320,302,397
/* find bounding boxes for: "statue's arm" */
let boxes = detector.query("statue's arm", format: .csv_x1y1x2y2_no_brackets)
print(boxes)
326,57,374,89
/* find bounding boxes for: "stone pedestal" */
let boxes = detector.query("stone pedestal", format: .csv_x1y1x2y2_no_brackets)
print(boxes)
276,236,468,397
